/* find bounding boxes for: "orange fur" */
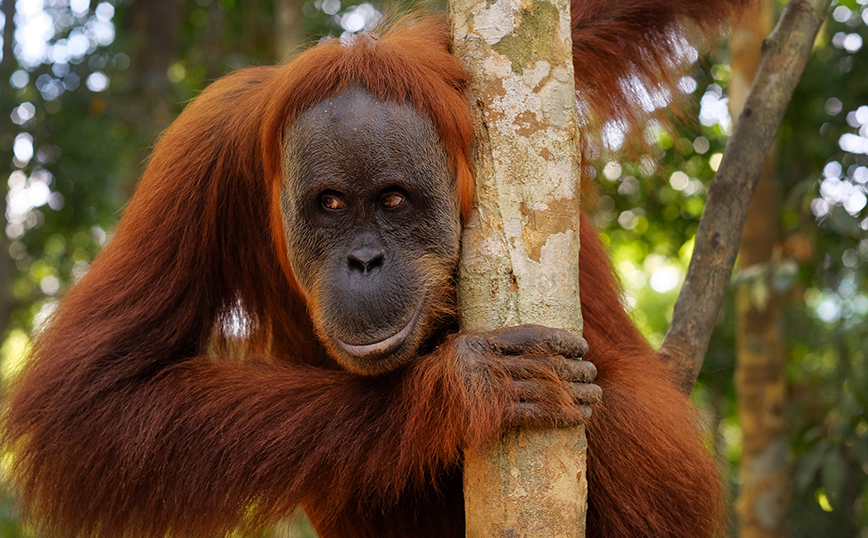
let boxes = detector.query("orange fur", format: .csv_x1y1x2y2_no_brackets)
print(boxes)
2,4,746,537
572,0,750,134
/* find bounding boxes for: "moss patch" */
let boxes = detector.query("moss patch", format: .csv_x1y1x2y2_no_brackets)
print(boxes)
491,0,564,74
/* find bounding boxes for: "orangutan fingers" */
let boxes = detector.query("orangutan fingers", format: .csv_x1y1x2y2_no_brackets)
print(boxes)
506,402,585,429
567,381,603,407
560,358,597,384
498,354,596,385
482,325,588,359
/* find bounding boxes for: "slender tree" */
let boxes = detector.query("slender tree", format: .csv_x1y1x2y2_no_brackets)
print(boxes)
276,0,304,61
125,0,180,131
449,0,587,535
0,0,18,338
729,2,790,536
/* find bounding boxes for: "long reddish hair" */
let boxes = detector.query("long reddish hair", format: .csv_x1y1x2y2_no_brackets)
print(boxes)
2,5,749,537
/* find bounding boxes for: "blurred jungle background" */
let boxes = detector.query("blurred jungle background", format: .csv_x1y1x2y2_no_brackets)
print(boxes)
0,0,866,536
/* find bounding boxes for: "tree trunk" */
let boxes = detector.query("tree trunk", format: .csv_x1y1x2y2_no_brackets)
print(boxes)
275,0,304,61
127,0,179,128
730,2,789,536
203,1,228,81
112,0,180,200
449,0,587,536
0,0,19,338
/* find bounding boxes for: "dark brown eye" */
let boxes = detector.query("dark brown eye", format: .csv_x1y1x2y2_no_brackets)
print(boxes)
321,194,345,211
381,192,405,209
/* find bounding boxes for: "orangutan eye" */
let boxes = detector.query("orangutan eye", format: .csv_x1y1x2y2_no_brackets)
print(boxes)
381,192,405,209
321,193,346,212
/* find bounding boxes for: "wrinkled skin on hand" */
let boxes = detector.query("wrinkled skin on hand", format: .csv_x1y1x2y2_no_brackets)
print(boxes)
453,324,601,428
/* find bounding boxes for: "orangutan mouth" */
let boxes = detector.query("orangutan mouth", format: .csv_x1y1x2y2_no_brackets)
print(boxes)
336,305,423,359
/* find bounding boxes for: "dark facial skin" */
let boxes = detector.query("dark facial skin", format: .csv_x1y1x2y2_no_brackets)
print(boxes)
281,86,462,375
280,86,601,419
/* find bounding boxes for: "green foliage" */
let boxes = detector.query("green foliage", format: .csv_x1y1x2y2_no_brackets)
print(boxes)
591,2,868,535
779,1,868,534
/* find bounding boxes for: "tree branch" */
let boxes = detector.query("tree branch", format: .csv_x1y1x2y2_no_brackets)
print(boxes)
660,0,833,393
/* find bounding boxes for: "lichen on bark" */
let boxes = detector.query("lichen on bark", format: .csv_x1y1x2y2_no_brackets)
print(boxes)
450,0,587,534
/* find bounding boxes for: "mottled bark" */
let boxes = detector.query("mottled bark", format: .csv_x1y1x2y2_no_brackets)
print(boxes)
730,3,789,536
449,0,587,535
661,0,832,392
